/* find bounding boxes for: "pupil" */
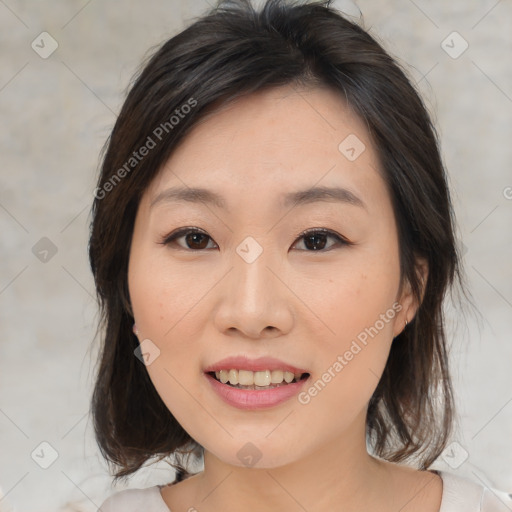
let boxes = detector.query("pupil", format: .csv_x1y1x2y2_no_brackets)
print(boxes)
306,234,326,251
187,233,208,249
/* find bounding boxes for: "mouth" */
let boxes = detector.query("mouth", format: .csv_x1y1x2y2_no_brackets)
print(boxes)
203,355,311,410
206,369,310,390
203,356,311,410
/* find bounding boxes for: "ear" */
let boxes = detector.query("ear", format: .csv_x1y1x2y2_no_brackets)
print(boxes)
393,256,428,338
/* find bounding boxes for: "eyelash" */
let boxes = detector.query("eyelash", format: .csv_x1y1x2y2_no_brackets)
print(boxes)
158,227,353,252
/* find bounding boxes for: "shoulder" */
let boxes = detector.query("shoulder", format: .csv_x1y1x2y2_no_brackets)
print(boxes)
437,470,512,512
98,485,170,512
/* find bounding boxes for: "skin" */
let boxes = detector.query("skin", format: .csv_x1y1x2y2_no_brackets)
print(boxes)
127,84,440,512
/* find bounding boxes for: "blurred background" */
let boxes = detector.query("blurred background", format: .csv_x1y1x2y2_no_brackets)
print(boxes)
0,0,511,510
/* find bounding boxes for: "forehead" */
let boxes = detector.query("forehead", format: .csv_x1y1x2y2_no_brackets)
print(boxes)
145,85,387,215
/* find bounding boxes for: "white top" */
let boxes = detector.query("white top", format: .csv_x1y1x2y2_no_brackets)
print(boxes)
98,470,512,511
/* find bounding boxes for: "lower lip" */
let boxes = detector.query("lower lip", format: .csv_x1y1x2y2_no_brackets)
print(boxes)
204,372,309,410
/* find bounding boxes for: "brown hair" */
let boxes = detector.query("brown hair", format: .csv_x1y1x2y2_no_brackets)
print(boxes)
88,0,470,482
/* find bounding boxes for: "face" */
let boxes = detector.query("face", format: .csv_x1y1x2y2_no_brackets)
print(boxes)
127,85,419,469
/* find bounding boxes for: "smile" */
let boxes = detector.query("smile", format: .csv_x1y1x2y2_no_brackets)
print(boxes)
209,369,308,389
204,372,310,409
203,355,311,410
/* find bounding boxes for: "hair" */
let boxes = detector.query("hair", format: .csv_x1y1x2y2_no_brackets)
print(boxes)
88,0,470,483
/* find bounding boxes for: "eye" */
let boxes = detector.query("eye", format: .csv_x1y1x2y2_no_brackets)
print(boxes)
158,227,352,252
159,227,216,251
292,228,352,252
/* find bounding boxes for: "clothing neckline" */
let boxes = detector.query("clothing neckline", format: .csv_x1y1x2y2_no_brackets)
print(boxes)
154,469,468,512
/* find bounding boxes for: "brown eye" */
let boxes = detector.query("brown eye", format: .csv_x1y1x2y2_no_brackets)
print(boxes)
160,228,217,251
292,229,350,252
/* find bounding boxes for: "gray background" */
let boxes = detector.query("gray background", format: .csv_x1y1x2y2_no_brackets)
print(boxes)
0,0,511,511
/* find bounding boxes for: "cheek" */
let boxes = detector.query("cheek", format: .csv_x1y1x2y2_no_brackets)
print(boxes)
296,298,397,435
128,244,203,340
128,258,205,432
299,246,400,345
294,247,400,412
128,247,211,399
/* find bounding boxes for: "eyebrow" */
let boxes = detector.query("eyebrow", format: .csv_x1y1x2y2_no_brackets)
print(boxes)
150,185,366,211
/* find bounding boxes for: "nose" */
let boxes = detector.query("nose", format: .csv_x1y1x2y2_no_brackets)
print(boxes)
212,242,294,339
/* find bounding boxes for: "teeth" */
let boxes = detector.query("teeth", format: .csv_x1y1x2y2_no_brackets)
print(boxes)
254,370,271,386
212,368,305,386
271,370,284,383
228,369,238,385
238,370,253,386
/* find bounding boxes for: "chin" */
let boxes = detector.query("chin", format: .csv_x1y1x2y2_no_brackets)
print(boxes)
202,434,304,470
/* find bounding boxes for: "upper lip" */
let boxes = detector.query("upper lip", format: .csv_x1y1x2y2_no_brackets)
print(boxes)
204,356,309,374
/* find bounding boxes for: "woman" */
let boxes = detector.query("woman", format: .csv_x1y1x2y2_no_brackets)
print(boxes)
89,1,512,510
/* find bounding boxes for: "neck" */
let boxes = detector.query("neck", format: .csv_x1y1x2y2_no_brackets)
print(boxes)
191,412,390,512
